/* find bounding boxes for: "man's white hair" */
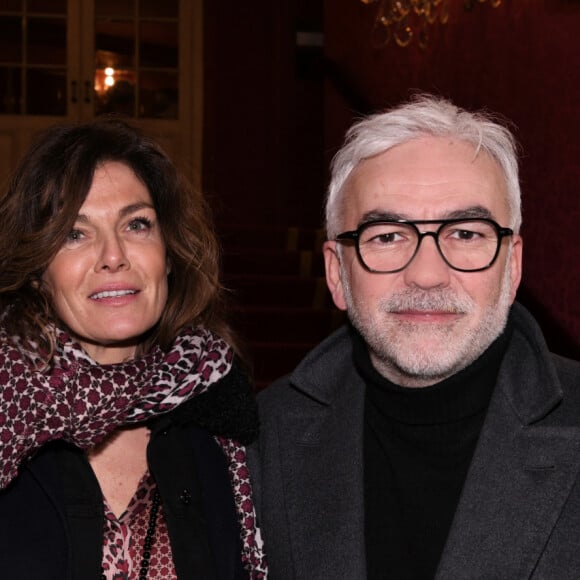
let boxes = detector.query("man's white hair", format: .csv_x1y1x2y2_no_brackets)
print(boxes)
325,94,521,238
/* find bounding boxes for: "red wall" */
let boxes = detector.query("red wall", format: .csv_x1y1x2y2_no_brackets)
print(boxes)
203,1,325,229
201,1,579,356
324,0,580,356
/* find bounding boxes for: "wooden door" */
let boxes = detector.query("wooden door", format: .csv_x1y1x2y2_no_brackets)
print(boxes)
0,0,200,188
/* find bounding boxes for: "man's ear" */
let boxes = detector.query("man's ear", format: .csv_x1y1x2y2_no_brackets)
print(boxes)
323,241,347,311
508,234,523,303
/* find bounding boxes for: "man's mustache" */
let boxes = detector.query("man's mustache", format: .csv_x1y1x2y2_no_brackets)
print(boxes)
384,289,475,315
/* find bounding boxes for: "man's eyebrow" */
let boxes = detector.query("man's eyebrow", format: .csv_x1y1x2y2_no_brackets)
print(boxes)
444,206,493,220
360,210,407,223
359,205,493,225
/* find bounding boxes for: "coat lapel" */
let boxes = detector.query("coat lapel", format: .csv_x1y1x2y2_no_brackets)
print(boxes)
276,365,367,580
437,323,580,579
438,397,580,578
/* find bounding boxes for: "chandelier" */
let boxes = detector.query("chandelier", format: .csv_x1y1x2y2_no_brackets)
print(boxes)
360,0,502,49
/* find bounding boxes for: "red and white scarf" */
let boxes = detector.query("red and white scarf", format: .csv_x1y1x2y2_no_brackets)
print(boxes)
0,325,267,578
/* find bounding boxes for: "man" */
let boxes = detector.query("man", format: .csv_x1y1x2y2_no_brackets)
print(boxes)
248,95,580,579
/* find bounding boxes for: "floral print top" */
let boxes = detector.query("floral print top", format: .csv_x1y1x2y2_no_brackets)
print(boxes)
101,472,177,580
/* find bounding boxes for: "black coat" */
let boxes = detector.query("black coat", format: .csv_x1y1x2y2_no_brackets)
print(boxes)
249,303,580,579
0,413,247,579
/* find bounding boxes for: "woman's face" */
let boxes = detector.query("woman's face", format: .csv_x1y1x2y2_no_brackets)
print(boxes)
43,161,169,364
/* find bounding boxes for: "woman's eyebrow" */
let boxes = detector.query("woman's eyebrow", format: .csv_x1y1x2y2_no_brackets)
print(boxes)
73,214,90,224
119,202,155,218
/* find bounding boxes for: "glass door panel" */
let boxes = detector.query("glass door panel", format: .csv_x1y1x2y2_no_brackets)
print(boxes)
139,70,177,118
94,0,135,18
0,1,67,116
27,17,67,64
28,0,67,12
2,0,22,9
139,21,178,68
94,19,136,68
0,68,21,114
140,0,178,19
27,68,67,115
0,16,22,62
93,0,179,119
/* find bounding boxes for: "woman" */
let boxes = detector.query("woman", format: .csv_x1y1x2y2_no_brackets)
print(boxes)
0,118,267,579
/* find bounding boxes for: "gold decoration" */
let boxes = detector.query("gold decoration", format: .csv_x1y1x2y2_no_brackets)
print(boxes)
360,0,501,49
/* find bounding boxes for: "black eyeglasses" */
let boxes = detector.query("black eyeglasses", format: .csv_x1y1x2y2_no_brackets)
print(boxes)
335,218,514,273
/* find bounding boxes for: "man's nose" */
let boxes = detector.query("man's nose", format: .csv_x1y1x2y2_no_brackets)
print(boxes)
402,233,451,289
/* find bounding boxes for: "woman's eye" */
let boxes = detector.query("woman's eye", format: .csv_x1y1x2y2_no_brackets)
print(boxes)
66,229,84,243
128,217,152,231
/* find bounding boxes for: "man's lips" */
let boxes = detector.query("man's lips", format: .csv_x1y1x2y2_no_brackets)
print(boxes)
390,309,464,322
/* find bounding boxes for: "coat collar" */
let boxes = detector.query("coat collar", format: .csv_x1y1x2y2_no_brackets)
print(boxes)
437,308,580,577
290,302,564,422
288,324,356,406
499,302,563,424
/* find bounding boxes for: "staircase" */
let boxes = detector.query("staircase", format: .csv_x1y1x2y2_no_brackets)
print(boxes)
219,225,346,391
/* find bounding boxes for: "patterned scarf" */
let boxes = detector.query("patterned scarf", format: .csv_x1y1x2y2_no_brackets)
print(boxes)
0,325,267,578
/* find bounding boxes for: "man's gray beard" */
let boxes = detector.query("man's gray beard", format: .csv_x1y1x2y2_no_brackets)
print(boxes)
342,261,513,386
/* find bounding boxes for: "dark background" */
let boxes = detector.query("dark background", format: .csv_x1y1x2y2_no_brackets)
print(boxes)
204,0,580,361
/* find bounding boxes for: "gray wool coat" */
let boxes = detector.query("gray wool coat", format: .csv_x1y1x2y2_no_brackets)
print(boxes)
248,303,580,579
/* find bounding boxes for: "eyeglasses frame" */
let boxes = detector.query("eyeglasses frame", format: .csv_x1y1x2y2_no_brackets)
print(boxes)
335,217,514,274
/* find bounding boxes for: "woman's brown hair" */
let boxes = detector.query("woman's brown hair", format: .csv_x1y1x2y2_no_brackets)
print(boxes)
0,117,231,358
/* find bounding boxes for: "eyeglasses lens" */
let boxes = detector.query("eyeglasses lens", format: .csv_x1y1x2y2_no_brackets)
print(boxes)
358,221,500,272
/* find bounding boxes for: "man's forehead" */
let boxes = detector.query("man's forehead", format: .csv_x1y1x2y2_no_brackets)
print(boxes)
340,139,509,225
350,142,498,184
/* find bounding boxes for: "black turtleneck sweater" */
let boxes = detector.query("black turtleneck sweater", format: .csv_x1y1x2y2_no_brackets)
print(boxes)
356,324,512,580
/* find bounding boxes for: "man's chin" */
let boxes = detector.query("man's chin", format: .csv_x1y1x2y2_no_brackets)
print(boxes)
391,327,461,351
395,352,460,377
379,336,468,382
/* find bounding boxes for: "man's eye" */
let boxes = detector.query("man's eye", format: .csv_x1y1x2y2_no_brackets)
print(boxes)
367,231,404,244
450,229,481,241
375,233,398,243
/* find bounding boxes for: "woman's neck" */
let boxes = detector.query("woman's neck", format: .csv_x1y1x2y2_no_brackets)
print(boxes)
79,339,138,364
87,425,150,517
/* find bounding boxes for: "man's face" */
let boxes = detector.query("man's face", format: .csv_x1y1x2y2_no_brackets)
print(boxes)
323,136,522,387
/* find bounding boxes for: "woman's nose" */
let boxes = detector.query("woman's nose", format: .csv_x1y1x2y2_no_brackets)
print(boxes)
94,233,130,272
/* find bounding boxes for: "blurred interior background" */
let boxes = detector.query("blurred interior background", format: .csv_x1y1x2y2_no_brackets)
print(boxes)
1,0,578,388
